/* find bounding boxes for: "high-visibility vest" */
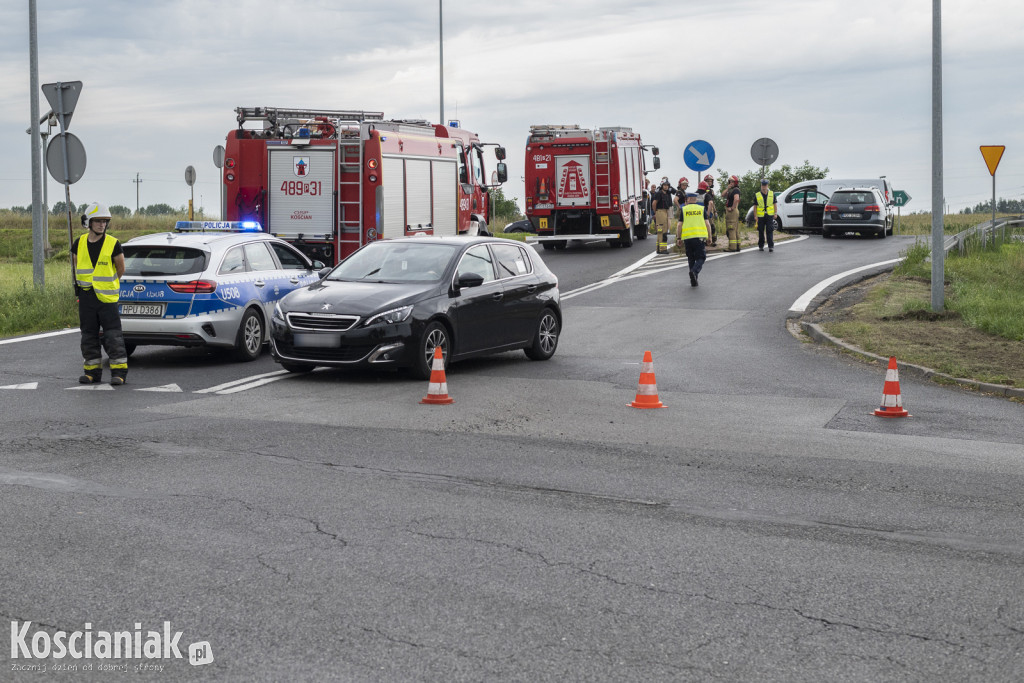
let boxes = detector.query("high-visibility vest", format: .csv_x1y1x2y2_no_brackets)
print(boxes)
755,190,776,217
76,235,120,303
678,203,708,240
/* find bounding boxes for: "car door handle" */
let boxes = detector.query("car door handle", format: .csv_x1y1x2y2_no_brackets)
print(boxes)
526,284,538,293
254,281,266,288
289,278,300,284
491,293,503,301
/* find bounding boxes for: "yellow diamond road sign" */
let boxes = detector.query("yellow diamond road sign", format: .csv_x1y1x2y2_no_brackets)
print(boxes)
980,145,1005,176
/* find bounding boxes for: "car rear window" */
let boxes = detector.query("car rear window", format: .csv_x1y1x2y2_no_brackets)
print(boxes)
123,246,207,276
831,191,875,204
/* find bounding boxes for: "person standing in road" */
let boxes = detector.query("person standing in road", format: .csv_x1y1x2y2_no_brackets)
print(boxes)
671,177,690,244
697,182,715,244
652,179,675,255
703,174,719,246
676,193,708,287
72,203,129,385
724,175,742,252
755,178,778,252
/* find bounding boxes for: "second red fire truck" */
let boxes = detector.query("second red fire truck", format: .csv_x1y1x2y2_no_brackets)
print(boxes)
222,107,507,265
524,125,659,249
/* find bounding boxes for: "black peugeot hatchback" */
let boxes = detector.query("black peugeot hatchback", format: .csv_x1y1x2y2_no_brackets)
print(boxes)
270,236,562,379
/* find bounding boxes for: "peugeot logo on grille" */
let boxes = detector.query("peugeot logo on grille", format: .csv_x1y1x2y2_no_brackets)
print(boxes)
321,303,332,311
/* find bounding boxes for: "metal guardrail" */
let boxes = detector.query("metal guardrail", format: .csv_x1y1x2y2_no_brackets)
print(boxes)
943,216,1024,255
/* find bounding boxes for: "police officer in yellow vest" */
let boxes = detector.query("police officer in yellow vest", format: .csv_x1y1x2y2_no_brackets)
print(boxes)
755,178,777,252
73,203,129,385
676,193,709,287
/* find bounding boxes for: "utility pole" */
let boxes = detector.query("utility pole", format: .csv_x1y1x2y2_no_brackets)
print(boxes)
930,0,945,312
28,0,44,287
133,172,143,213
439,0,444,126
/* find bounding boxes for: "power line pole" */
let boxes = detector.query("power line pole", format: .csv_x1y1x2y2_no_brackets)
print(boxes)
133,172,143,213
930,0,945,312
28,0,44,287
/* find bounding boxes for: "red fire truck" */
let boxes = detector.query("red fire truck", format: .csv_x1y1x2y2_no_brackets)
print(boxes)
524,125,659,249
222,107,507,265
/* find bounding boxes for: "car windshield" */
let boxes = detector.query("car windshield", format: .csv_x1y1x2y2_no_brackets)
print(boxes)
832,191,875,204
123,245,207,276
326,242,458,283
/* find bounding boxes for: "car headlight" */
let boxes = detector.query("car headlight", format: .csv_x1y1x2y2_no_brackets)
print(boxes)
363,305,413,327
273,303,285,322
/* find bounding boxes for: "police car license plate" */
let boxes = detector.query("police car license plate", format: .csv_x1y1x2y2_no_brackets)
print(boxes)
293,333,340,348
841,213,862,219
119,303,164,317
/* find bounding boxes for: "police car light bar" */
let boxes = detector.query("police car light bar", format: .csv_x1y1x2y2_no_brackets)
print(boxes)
174,221,263,233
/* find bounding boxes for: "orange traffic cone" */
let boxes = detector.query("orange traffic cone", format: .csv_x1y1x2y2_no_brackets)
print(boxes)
629,351,665,409
420,346,454,405
874,356,909,418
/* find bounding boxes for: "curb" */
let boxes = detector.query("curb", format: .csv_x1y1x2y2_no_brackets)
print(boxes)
798,278,1024,397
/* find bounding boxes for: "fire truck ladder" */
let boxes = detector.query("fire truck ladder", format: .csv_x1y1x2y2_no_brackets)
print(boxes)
336,138,363,255
235,107,385,135
594,138,611,209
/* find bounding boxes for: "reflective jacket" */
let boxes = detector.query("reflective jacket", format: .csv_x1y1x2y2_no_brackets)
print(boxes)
755,190,776,217
678,203,708,240
76,235,120,303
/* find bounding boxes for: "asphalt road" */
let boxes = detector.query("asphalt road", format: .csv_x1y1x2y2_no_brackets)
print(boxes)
2,234,1022,681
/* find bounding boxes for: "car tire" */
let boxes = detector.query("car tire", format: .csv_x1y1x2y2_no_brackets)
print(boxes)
618,221,634,248
878,226,886,239
281,361,315,373
822,229,831,238
542,242,555,251
231,307,264,362
413,321,450,381
524,308,560,361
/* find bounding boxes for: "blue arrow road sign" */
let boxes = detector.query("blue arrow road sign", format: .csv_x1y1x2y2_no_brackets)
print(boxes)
683,139,715,173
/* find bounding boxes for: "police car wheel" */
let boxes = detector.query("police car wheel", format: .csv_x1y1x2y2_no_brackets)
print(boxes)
524,308,559,361
413,321,450,381
231,308,264,362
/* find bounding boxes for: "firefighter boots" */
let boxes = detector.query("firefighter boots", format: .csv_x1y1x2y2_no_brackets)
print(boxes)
110,370,127,386
79,370,102,384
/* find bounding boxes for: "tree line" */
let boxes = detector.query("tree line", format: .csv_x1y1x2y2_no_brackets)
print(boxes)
5,202,183,217
961,198,1024,214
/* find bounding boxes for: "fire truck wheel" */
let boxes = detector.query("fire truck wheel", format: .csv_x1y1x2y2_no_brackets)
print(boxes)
413,321,450,381
231,307,264,362
542,243,555,251
524,308,560,361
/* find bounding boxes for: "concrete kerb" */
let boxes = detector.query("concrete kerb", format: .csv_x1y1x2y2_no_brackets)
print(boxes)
790,263,1024,400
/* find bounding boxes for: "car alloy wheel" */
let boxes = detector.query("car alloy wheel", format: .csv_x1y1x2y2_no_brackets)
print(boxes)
414,321,450,380
525,308,559,361
232,308,264,362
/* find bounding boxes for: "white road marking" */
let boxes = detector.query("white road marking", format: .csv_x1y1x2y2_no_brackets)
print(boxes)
213,374,294,394
66,384,114,391
0,329,78,345
0,382,38,390
194,370,289,394
136,383,183,393
789,258,903,313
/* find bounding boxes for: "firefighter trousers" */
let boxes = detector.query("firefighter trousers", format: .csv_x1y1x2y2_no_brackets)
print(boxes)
79,289,128,379
726,208,741,251
655,209,670,253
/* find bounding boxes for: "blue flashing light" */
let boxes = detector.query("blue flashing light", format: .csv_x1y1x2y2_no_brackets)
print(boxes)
174,221,264,233
298,128,311,138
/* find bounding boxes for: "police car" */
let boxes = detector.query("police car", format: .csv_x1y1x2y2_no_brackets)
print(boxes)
118,222,325,361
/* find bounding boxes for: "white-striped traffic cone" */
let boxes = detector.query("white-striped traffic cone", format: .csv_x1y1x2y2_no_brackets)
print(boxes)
420,346,454,405
629,351,665,409
874,356,909,418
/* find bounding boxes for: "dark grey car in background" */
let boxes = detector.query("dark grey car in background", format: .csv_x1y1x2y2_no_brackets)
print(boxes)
822,188,893,239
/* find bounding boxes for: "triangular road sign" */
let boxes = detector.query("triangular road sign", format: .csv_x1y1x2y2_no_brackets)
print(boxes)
980,145,1005,176
136,384,183,393
0,382,38,390
41,81,83,130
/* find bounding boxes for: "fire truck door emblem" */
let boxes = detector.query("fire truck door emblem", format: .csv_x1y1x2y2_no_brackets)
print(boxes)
293,157,310,177
559,160,588,200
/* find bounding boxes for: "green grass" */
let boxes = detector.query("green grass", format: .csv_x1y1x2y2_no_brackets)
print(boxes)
0,262,78,337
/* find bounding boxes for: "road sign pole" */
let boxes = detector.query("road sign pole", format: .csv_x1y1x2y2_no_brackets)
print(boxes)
991,173,996,246
54,83,78,290
29,0,45,288
930,0,944,313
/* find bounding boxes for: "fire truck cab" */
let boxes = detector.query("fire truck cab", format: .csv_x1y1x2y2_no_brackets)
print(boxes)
524,125,659,250
223,107,507,265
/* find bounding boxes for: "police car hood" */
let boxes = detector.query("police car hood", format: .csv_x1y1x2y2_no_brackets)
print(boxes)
282,280,434,315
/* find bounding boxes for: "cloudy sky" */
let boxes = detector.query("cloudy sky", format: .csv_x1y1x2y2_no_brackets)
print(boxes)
3,0,1023,218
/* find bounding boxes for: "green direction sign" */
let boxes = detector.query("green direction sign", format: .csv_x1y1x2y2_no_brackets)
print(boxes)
893,190,911,208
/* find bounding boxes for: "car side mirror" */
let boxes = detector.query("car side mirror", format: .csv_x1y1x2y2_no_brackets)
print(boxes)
651,146,660,156
317,266,333,279
495,146,506,161
311,260,325,270
457,272,484,289
494,162,508,184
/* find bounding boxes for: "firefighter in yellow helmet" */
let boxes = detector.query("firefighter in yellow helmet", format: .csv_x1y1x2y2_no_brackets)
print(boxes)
651,179,675,255
676,193,709,287
72,202,129,385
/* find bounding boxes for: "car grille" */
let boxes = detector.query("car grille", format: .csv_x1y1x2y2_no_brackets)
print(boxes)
276,339,376,362
286,312,359,331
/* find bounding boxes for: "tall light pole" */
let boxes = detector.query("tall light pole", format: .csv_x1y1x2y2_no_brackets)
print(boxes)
28,0,45,287
439,0,444,126
930,0,944,312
